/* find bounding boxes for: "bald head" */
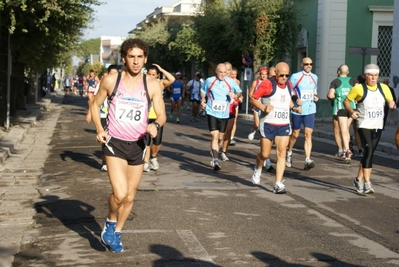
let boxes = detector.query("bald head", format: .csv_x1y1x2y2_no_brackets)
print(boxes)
215,63,227,80
268,66,276,78
301,57,313,73
338,64,349,76
275,62,290,85
276,62,289,73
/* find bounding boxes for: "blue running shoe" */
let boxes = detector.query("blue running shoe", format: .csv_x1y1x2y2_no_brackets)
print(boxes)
110,232,124,253
101,219,116,246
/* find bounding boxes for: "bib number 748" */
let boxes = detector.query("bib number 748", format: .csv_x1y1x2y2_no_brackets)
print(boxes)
116,108,142,122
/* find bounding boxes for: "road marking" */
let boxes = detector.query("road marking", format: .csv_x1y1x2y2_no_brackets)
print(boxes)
176,229,215,264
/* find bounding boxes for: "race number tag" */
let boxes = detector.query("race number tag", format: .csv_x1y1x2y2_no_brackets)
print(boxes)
272,106,290,120
365,107,383,120
212,100,227,112
301,89,314,100
115,99,145,124
173,87,180,94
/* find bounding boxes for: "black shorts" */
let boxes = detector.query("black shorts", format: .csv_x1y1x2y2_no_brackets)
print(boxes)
337,109,350,118
190,99,201,104
146,119,163,146
102,137,146,166
207,115,228,133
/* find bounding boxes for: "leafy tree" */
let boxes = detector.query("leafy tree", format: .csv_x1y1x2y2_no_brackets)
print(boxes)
0,0,101,127
76,38,101,60
169,24,206,63
196,0,300,73
195,2,233,65
82,61,107,77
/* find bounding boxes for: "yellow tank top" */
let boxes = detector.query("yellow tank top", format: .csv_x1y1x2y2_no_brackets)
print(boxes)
148,103,156,119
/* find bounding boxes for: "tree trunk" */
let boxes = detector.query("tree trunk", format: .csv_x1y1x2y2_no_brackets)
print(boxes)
0,30,9,128
10,60,25,115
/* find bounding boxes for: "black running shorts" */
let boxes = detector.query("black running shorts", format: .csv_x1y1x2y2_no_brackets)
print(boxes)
102,137,146,166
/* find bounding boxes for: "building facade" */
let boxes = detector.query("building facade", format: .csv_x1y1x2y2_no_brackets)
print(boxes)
293,0,394,117
131,0,201,33
100,36,126,68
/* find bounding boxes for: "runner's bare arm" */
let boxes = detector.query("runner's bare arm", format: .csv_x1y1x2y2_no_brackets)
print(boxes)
148,78,166,138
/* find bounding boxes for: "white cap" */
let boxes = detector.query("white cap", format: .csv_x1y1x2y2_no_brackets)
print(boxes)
175,72,181,75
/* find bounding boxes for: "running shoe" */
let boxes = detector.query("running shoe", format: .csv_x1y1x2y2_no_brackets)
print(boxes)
110,232,124,253
304,159,316,170
352,178,364,194
213,160,221,171
186,105,190,110
176,117,180,123
101,218,116,246
230,139,236,146
150,157,159,171
251,168,261,185
273,181,287,194
100,165,107,172
363,182,375,194
169,113,173,119
248,130,256,140
345,150,353,163
143,162,151,172
335,151,345,158
220,152,229,161
286,153,292,168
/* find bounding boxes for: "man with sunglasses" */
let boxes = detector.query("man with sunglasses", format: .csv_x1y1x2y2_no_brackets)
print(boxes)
286,57,319,170
250,62,301,194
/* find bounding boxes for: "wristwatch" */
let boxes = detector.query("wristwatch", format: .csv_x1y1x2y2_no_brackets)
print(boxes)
153,121,160,131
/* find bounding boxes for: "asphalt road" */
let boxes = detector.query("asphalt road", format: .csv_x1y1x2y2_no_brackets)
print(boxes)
10,93,399,267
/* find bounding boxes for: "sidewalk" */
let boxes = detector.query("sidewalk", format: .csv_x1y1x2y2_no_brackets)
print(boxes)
0,91,59,166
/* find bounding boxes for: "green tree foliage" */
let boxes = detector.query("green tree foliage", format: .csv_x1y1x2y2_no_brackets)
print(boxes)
197,0,300,72
169,25,206,63
195,2,235,65
0,0,101,126
135,18,192,72
76,38,101,59
80,61,106,77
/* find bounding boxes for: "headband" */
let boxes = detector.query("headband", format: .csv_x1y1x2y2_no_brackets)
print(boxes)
364,69,379,74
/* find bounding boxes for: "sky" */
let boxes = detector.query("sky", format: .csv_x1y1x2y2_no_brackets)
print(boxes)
83,0,179,40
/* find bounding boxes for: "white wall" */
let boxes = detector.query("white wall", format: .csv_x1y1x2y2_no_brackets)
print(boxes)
316,0,348,99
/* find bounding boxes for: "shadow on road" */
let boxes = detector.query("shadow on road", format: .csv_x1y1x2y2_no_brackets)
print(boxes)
150,244,221,267
252,251,360,266
34,195,106,252
60,150,101,169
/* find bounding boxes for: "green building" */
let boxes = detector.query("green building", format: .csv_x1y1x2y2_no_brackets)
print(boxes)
293,0,394,116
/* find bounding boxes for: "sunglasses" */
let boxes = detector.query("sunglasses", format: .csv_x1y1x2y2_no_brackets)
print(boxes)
278,74,289,78
303,63,313,66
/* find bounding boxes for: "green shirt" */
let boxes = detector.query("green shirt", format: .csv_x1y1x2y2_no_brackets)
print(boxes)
330,76,356,115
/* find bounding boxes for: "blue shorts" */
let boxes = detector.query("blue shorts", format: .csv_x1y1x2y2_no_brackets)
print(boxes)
260,123,291,140
291,113,315,130
170,95,182,102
